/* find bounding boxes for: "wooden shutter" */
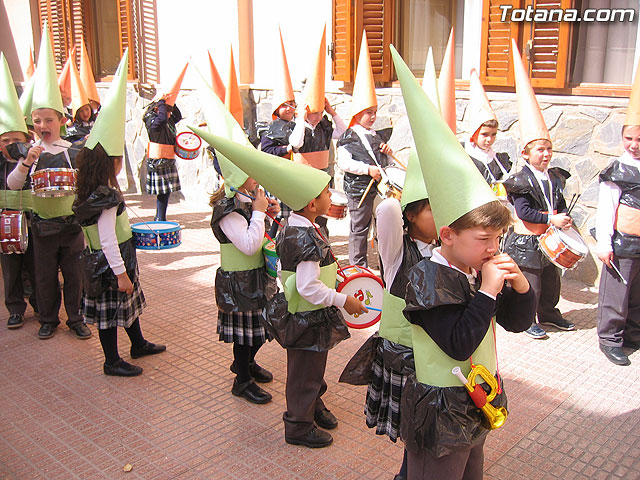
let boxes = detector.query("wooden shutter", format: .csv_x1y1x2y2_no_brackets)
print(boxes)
332,0,354,81
480,0,521,86
133,0,160,84
117,0,137,80
355,0,394,82
521,0,571,88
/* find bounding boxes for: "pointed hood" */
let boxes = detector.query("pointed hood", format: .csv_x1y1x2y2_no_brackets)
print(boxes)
303,25,326,113
19,74,36,126
422,47,441,113
225,47,243,125
626,62,640,125
438,28,456,133
191,127,330,211
468,68,497,142
85,50,128,156
58,46,76,107
25,48,35,80
193,66,250,197
31,21,64,115
390,45,496,233
164,61,189,107
349,30,377,127
400,148,429,210
0,53,29,136
511,39,550,150
69,61,90,119
80,39,100,105
272,27,295,119
207,51,226,102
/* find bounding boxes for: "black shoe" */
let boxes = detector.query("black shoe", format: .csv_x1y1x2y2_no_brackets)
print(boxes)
285,427,333,448
7,314,24,329
314,408,338,430
230,362,274,383
623,338,640,350
539,317,575,331
130,341,166,359
37,323,56,339
70,323,92,339
104,358,143,377
599,344,630,366
231,378,272,404
394,476,407,480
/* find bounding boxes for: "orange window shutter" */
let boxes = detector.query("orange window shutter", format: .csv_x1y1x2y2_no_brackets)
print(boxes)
38,0,69,71
480,0,522,86
135,0,160,84
332,0,354,81
117,0,137,80
355,0,394,83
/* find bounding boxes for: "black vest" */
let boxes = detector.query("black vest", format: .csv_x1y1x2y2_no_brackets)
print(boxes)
338,128,389,200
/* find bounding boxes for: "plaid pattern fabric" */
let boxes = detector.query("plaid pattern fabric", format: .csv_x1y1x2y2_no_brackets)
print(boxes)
217,310,268,346
145,158,181,195
82,280,146,330
364,344,408,442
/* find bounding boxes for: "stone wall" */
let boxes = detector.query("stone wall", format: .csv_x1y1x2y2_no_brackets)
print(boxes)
117,84,629,285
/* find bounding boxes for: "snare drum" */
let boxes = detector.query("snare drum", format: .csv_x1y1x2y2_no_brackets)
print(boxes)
337,265,384,329
326,189,348,219
175,132,202,160
131,221,182,250
31,168,77,197
263,241,279,277
0,210,28,254
538,226,588,269
377,166,405,200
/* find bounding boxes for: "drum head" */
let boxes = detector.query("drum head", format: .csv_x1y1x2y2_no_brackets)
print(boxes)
558,227,589,254
329,189,348,206
337,268,383,329
176,131,202,149
385,167,406,189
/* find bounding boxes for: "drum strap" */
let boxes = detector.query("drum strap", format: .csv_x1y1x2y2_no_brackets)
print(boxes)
512,211,556,236
148,142,176,160
292,151,329,169
281,262,338,314
220,240,265,272
82,211,133,251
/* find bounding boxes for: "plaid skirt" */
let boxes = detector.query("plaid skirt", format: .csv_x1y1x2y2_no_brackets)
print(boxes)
145,158,181,195
365,340,412,442
217,310,268,346
82,279,146,329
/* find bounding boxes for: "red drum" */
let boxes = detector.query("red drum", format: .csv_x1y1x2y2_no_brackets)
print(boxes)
538,226,588,270
337,265,384,329
175,132,202,160
0,210,28,254
326,189,348,219
31,168,77,197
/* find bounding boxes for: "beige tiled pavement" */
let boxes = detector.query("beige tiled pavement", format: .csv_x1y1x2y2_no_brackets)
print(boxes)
1,193,639,480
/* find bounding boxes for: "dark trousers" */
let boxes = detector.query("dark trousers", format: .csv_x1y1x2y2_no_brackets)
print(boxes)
407,438,485,480
283,349,328,438
0,228,37,315
347,192,376,267
31,226,84,327
598,257,640,347
521,264,564,325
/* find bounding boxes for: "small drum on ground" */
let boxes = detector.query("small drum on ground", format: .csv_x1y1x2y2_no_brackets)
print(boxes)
175,132,202,160
0,210,28,254
326,189,348,219
263,241,279,277
538,226,588,269
337,265,384,329
131,221,182,250
377,166,405,200
31,168,77,197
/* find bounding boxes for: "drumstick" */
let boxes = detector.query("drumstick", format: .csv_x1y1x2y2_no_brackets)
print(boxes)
567,193,581,216
357,179,376,208
364,307,382,312
229,186,284,227
610,262,628,286
389,154,407,171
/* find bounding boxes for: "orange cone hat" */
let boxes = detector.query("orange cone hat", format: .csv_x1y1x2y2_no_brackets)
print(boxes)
225,47,243,125
438,28,456,133
349,30,377,127
304,25,326,113
625,65,640,125
468,68,497,142
272,26,295,119
80,40,100,105
164,61,189,107
207,51,226,102
58,46,76,107
511,39,550,149
25,48,35,80
69,61,90,119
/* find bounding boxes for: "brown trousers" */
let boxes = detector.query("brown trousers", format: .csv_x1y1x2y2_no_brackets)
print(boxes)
407,437,485,480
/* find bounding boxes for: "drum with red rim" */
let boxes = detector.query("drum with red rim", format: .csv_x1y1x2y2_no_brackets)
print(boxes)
31,168,77,197
175,132,202,160
326,189,348,219
337,265,384,329
538,226,588,270
0,210,28,254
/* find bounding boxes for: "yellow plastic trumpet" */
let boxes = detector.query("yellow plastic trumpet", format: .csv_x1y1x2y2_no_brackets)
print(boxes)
452,365,508,430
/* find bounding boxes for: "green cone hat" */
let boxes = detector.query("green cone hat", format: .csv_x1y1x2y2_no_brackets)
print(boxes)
85,50,128,156
422,47,441,113
193,66,250,197
390,45,496,233
0,53,28,136
400,148,429,210
31,22,64,115
19,73,36,126
190,127,330,211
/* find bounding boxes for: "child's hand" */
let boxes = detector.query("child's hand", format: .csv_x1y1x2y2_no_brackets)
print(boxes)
380,143,393,155
25,145,42,166
267,197,280,216
324,98,336,116
252,188,269,213
343,295,368,315
492,253,530,294
549,213,572,230
117,272,134,295
598,251,614,268
480,258,506,297
368,166,382,181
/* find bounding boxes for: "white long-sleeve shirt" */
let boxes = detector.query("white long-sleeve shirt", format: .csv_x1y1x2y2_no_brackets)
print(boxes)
98,206,126,275
337,124,388,175
464,142,509,183
288,114,347,150
218,196,266,256
595,151,640,254
286,212,347,308
6,139,71,190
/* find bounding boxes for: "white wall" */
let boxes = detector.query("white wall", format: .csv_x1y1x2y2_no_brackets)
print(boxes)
0,0,34,83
